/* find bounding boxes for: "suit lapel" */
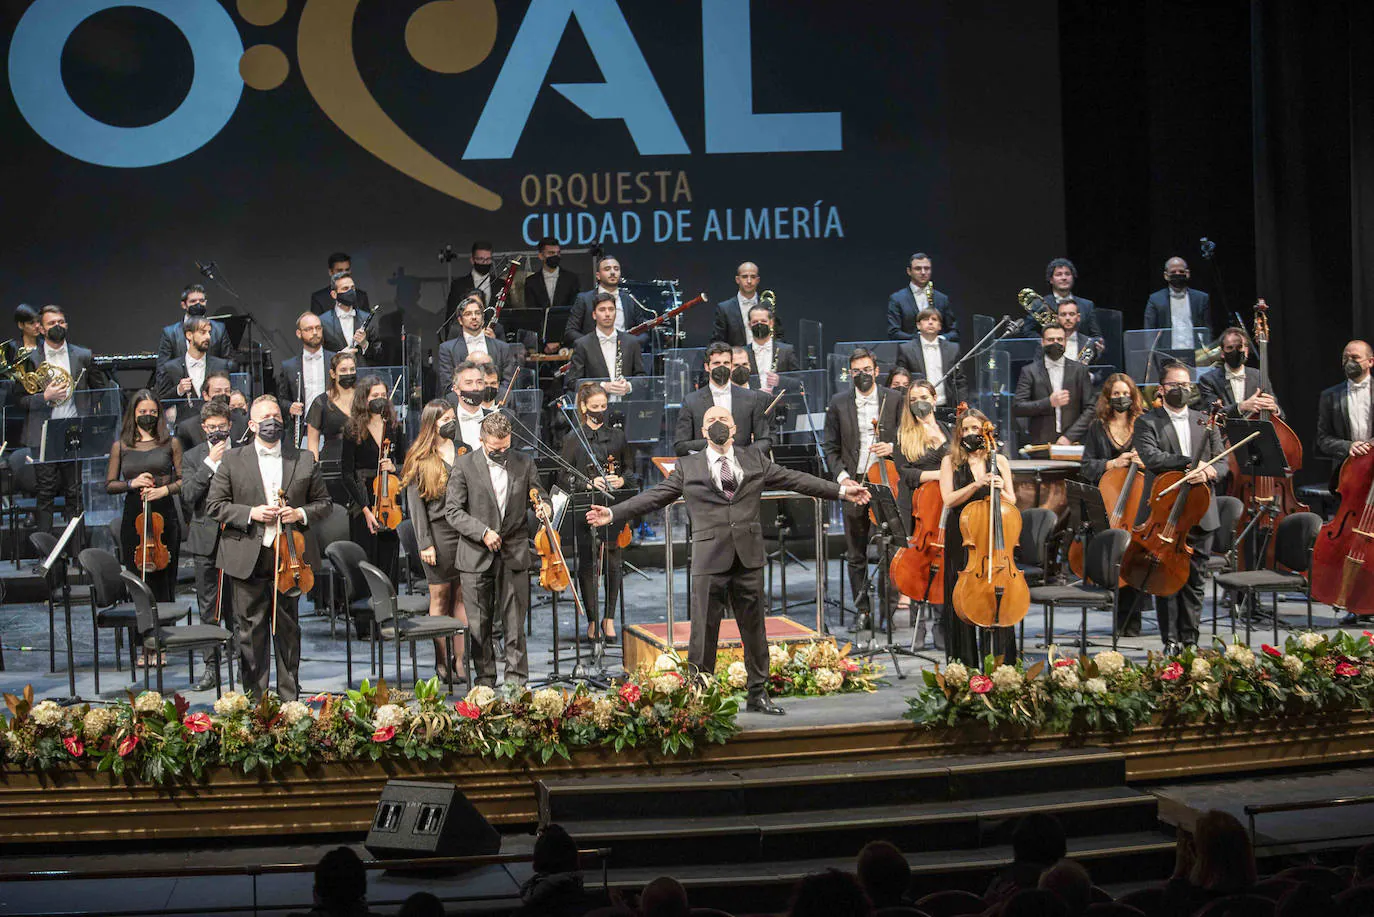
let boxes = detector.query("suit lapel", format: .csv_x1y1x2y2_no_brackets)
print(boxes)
587,336,610,378
1158,412,1182,455
1341,387,1354,436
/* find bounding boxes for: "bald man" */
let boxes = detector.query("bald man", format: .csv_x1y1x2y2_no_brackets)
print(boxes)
1144,256,1211,348
588,406,868,715
1318,339,1374,485
710,261,764,347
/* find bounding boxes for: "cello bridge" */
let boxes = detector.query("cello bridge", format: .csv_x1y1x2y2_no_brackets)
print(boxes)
1353,529,1374,540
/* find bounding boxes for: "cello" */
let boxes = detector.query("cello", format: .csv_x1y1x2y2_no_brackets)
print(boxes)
1311,451,1374,615
890,480,945,605
1226,299,1307,567
952,421,1030,629
1068,458,1144,583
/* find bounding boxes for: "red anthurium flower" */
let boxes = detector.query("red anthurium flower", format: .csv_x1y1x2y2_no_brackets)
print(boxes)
454,701,481,720
1335,662,1360,678
619,683,642,704
1261,644,1282,658
182,713,212,733
1053,659,1075,668
63,736,83,757
1160,662,1184,682
117,735,139,757
968,674,993,694
372,725,396,742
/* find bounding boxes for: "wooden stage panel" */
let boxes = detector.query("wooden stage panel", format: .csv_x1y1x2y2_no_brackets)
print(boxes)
622,615,820,672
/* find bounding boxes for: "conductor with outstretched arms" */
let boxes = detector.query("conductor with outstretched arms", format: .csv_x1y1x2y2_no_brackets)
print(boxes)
587,406,870,715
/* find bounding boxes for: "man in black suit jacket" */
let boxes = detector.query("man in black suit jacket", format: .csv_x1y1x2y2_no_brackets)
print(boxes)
564,292,645,394
741,303,798,391
275,312,335,440
156,284,234,363
1013,324,1096,447
444,412,548,687
1196,327,1281,419
318,272,377,362
154,318,234,403
589,405,869,713
23,306,110,533
1046,258,1103,338
710,262,764,347
206,396,332,701
180,400,233,690
1132,362,1225,652
674,343,772,455
895,308,967,410
442,242,513,339
309,252,372,316
1144,257,1211,345
823,347,905,619
1316,340,1374,491
524,238,580,353
175,372,248,452
562,255,651,348
437,292,518,392
886,253,958,343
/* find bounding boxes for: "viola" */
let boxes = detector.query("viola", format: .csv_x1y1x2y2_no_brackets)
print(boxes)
530,487,571,593
1311,451,1374,615
952,422,1030,629
1069,448,1144,584
372,436,403,530
864,412,900,526
605,455,633,549
1120,404,1224,596
274,488,314,598
890,480,946,604
1225,299,1308,567
133,492,171,575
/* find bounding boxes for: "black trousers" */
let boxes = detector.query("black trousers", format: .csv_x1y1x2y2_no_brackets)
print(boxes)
34,460,81,534
459,554,529,686
689,556,768,697
191,551,223,663
1154,529,1213,647
842,502,873,606
231,546,301,701
574,528,622,622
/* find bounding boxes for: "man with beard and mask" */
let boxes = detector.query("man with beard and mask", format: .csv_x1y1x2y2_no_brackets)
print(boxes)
445,411,548,687
1133,360,1225,654
673,342,772,456
437,292,516,392
442,241,507,339
1013,323,1096,447
564,254,651,349
1055,299,1106,364
589,405,871,714
275,312,335,448
23,305,108,534
564,292,643,398
743,305,797,394
156,284,234,363
1318,339,1374,492
174,373,248,451
207,395,331,701
444,361,489,452
309,251,372,316
155,317,234,404
729,347,754,389
824,347,905,625
710,261,764,347
1197,326,1281,419
895,308,966,416
180,400,235,690
1144,256,1212,349
524,237,580,352
318,272,375,361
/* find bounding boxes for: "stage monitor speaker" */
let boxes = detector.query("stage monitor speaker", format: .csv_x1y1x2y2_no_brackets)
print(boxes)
364,780,501,860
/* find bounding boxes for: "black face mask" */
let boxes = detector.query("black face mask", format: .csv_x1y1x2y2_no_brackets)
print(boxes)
135,415,158,432
255,418,284,444
1344,359,1365,380
730,366,751,386
1223,349,1245,369
961,433,985,454
852,370,874,393
1167,273,1189,289
1043,343,1065,361
438,421,457,441
459,390,484,407
911,400,935,419
206,429,231,445
750,322,771,340
1163,385,1190,409
482,385,499,404
472,262,492,275
368,397,389,415
585,409,607,425
45,325,66,345
707,420,731,446
709,365,732,387
1109,395,1133,413
185,302,207,318
486,447,508,465
544,255,561,270
337,373,357,389
231,407,248,419
337,289,357,307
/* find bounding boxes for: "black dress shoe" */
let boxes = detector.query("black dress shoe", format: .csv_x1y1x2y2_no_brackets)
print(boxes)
745,697,786,715
193,668,219,691
1162,641,1181,657
1339,612,1359,627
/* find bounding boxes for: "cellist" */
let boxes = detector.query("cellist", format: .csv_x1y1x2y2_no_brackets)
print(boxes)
940,407,1017,665
1132,361,1225,654
892,381,949,646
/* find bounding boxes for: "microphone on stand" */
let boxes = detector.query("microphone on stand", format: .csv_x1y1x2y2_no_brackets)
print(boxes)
195,260,217,280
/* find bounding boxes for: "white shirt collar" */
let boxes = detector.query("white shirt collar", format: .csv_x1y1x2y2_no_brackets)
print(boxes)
921,334,941,347
256,442,282,458
334,303,355,316
456,402,483,419
597,285,618,297
855,387,878,406
738,292,757,305
709,382,732,397
909,282,927,297
45,342,67,358
710,446,736,465
1169,287,1188,299
1044,356,1065,370
464,330,485,342
187,353,205,366
1350,377,1370,392
1226,367,1247,381
303,347,323,361
543,266,559,277
1165,405,1190,420
596,328,617,343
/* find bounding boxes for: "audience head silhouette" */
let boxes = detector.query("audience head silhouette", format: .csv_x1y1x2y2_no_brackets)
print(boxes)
856,840,911,909
788,869,873,917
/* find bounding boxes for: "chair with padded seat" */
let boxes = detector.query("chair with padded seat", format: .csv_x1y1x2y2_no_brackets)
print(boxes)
1204,495,1245,634
358,561,468,690
120,570,233,697
1212,511,1322,644
77,547,188,693
396,518,427,598
325,540,430,687
1016,507,1058,654
1029,528,1131,655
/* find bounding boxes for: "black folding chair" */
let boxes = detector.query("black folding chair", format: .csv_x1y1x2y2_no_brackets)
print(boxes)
1029,528,1131,654
358,561,469,690
1212,511,1322,644
120,570,234,697
76,548,186,693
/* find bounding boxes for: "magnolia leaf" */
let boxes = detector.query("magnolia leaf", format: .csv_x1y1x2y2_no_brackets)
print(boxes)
1025,661,1045,681
23,684,33,706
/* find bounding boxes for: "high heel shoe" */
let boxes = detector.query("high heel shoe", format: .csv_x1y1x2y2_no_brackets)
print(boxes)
601,621,618,645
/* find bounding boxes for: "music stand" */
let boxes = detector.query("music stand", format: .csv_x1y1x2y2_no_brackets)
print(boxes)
37,416,119,464
1223,418,1290,633
618,400,664,444
40,513,85,701
851,482,935,676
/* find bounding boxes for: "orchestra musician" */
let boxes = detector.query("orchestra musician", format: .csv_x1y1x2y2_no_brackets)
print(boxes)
823,347,904,623
156,284,234,363
1133,361,1225,654
154,317,233,404
444,411,547,687
229,389,250,415
559,382,638,643
174,372,246,452
1055,299,1104,364
729,348,753,388
564,291,644,396
892,380,950,646
710,262,763,347
564,254,650,348
940,408,1017,665
400,400,468,682
180,400,233,689
1045,258,1103,337
1144,257,1212,348
525,237,580,353
25,305,109,534
318,272,374,361
310,252,371,316
207,395,332,701
442,241,499,338
276,312,335,443
1196,326,1281,418
1316,340,1374,493
437,292,516,392
674,343,773,456
478,359,502,411
895,308,966,413
6,303,41,364
444,360,489,452
1013,322,1096,446
587,405,870,714
884,367,912,396
744,304,798,393
340,376,404,583
887,253,958,343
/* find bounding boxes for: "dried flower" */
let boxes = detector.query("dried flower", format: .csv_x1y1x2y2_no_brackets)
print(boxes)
654,653,680,673
1084,677,1108,695
182,713,212,733
213,691,250,716
809,642,840,668
1093,650,1126,677
968,674,993,695
133,691,164,714
726,661,748,689
1190,658,1212,681
530,688,567,719
943,662,970,686
768,644,791,668
590,697,615,729
373,704,406,729
991,664,1022,692
465,685,497,709
1225,643,1257,668
650,673,684,695
814,668,843,692
1281,655,1303,677
82,707,115,739
30,700,63,727
281,701,312,726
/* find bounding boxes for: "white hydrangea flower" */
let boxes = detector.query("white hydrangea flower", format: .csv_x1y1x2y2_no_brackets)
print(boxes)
1190,657,1212,681
943,662,970,686
653,653,679,673
769,643,791,665
133,691,164,714
650,673,684,695
991,664,1022,692
30,700,63,727
1093,650,1126,677
82,706,115,738
465,685,497,709
1224,643,1256,668
1084,677,1108,695
1281,655,1303,677
1051,666,1080,690
590,697,615,729
1201,680,1220,700
280,701,312,726
1298,632,1324,651
814,668,843,692
373,704,406,729
213,691,250,715
726,661,748,689
530,688,567,719
792,644,812,666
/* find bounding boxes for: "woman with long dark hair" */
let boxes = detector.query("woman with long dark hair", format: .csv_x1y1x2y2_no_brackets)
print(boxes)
340,375,404,583
305,351,357,462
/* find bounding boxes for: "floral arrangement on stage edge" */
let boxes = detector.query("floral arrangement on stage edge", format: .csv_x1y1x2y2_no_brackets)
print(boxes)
712,639,883,697
904,630,1374,735
0,660,740,784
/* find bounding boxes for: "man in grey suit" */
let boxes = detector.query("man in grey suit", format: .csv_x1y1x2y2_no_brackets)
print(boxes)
437,292,518,392
1196,326,1281,419
589,406,869,714
445,411,549,687
207,396,332,700
180,400,234,690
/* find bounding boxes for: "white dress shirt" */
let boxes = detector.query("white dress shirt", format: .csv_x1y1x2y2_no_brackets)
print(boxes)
1064,331,1082,362
839,389,879,482
736,294,759,331
1165,405,1192,456
597,330,629,399
598,285,625,331
1226,368,1248,408
1044,355,1066,433
750,338,774,375
464,332,489,359
301,348,327,408
473,271,492,301
43,343,76,420
909,282,930,312
708,446,744,493
186,354,206,400
709,381,732,415
335,306,357,348
542,267,559,304
456,404,485,449
484,448,508,516
1169,289,1193,349
257,443,284,547
921,336,946,404
1349,377,1372,443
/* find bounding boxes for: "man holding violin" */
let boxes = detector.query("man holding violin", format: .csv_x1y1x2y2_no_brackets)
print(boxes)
207,395,332,701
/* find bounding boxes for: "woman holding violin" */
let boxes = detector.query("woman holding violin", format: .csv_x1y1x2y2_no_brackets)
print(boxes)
558,382,639,644
106,390,183,660
939,408,1018,665
400,399,468,682
340,375,404,583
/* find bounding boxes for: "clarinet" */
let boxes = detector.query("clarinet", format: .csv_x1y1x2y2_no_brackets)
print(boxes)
614,335,622,381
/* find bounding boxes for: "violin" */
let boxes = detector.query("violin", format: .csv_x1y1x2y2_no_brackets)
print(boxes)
372,437,403,530
890,480,946,604
1120,403,1224,596
1225,299,1308,567
274,488,314,598
952,422,1030,628
604,455,633,549
133,491,171,576
530,487,573,592
1311,451,1374,615
864,410,900,526
1069,449,1144,584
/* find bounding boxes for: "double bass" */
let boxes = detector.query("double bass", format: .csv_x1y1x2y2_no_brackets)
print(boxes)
1311,451,1374,615
1225,299,1308,567
952,422,1030,629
